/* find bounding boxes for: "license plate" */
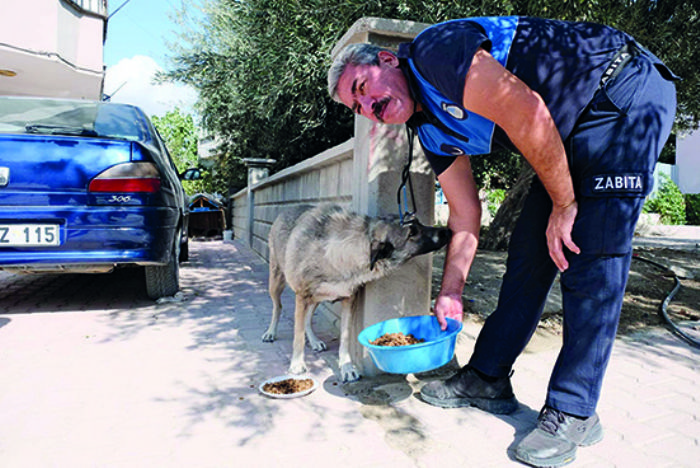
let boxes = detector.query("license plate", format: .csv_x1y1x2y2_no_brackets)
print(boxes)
0,224,61,246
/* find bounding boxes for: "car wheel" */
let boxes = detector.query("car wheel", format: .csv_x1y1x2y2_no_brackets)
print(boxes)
145,235,180,299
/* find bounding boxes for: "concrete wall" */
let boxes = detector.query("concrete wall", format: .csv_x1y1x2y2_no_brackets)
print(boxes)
231,191,249,248
232,140,354,261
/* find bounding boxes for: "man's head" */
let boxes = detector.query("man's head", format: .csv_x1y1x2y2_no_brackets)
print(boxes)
328,43,415,125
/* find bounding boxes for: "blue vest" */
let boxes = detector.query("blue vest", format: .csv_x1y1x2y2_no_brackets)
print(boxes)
398,17,519,157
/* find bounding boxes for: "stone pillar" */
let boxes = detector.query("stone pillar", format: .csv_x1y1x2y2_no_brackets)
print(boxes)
242,158,276,247
331,18,436,376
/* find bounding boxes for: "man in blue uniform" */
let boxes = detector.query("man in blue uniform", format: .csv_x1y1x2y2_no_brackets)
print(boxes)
328,16,677,467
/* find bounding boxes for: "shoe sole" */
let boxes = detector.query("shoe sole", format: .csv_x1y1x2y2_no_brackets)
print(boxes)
421,392,518,414
515,451,576,468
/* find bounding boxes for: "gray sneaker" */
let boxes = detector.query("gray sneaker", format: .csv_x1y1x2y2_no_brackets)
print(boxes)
419,366,518,414
515,407,604,468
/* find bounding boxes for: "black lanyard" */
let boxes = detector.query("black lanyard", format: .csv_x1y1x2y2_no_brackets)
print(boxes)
397,124,418,225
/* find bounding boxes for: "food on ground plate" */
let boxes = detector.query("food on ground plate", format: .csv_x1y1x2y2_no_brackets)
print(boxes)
371,332,425,346
263,378,314,395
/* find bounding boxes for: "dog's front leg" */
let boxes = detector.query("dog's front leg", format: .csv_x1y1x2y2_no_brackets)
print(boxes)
288,295,314,375
338,295,360,382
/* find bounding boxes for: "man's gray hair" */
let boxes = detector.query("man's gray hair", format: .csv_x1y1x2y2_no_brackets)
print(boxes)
327,43,390,103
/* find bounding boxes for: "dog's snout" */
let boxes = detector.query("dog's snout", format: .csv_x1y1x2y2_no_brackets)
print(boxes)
436,227,452,246
431,227,451,249
412,225,451,256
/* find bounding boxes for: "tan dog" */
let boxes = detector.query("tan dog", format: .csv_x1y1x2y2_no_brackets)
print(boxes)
262,204,451,382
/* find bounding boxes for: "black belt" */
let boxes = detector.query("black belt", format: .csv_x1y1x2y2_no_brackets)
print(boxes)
600,43,638,87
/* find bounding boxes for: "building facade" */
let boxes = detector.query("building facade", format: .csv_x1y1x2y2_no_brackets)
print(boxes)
0,0,107,100
674,131,700,194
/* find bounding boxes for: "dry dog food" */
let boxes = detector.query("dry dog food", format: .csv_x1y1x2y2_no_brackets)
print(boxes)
370,332,425,346
262,378,314,395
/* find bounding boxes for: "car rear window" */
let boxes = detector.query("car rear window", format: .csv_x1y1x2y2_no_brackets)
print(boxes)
0,97,152,142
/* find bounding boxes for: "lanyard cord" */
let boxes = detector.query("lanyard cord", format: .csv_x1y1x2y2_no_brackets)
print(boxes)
397,124,418,225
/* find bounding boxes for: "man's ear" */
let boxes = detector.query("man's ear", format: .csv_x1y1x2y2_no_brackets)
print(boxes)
370,240,394,270
377,50,399,68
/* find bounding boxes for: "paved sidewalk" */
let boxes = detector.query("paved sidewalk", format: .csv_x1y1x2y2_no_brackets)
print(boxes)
0,239,698,467
633,224,700,252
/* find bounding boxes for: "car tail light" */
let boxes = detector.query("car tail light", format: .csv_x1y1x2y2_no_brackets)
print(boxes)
89,162,161,193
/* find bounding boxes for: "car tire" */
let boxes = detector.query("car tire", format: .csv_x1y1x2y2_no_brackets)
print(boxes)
145,235,180,299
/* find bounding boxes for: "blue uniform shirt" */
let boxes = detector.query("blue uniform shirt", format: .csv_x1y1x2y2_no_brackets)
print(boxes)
398,17,633,175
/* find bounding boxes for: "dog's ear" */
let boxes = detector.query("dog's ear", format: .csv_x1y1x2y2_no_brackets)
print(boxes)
370,240,394,270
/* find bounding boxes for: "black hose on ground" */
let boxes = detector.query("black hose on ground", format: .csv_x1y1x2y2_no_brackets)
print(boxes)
632,254,700,349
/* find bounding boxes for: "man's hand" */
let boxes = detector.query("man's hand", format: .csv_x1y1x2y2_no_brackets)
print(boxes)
546,200,580,271
434,292,464,330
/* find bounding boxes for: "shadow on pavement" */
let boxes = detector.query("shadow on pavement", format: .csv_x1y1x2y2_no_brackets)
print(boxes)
0,268,152,314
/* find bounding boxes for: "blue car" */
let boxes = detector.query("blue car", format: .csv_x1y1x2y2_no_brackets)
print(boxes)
0,96,199,299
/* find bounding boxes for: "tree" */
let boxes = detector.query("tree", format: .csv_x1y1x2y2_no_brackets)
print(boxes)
152,107,210,195
152,108,197,172
162,0,700,236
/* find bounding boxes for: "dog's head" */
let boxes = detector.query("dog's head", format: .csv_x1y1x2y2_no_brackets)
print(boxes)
369,217,451,271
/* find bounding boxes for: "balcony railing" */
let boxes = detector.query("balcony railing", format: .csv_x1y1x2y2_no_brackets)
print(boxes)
65,0,108,18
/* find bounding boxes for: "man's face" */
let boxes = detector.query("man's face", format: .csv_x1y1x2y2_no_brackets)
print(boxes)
336,50,415,125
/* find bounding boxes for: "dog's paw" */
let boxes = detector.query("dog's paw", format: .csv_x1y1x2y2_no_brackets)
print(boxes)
340,363,361,383
307,337,327,352
261,331,276,342
288,361,308,375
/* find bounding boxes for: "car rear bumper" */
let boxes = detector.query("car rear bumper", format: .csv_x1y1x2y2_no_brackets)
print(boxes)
0,206,180,269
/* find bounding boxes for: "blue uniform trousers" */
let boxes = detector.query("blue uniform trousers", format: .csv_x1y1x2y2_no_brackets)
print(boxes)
468,47,677,417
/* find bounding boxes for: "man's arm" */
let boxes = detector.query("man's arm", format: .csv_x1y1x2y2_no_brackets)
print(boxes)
434,155,481,329
462,48,580,271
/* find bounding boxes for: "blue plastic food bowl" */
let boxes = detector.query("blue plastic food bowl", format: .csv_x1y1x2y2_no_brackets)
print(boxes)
358,315,462,374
